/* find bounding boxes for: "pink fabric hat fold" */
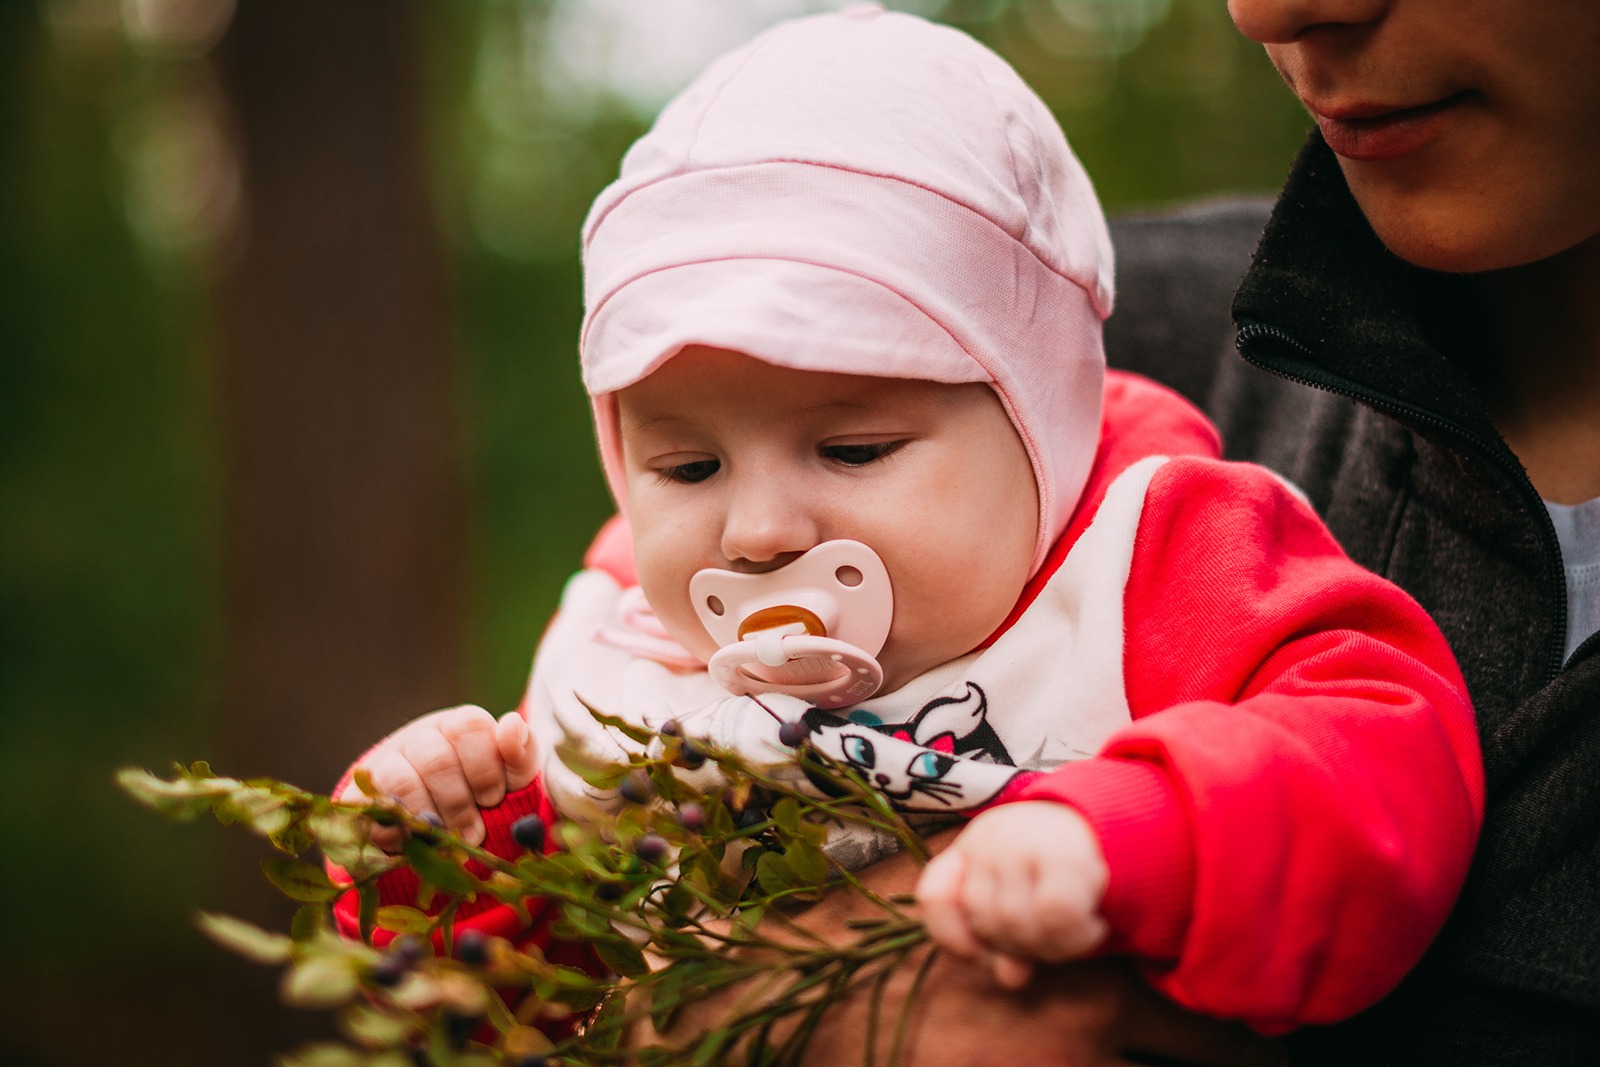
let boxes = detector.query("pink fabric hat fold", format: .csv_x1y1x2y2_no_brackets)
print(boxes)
579,5,1113,573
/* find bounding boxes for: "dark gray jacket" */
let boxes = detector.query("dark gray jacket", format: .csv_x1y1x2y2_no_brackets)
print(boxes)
1105,135,1600,1064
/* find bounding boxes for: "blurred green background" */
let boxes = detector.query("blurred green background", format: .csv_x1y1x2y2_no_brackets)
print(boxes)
0,1,1307,1063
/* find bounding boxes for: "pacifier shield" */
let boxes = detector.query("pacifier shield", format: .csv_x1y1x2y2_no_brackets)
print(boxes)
691,540,893,706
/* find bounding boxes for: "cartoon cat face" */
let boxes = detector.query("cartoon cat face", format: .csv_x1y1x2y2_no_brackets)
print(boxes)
800,683,1019,812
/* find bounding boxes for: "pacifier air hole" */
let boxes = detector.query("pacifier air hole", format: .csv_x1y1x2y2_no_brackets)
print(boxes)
705,595,725,616
835,565,862,587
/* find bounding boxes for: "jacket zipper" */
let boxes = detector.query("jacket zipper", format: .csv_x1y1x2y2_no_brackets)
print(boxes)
1235,319,1569,685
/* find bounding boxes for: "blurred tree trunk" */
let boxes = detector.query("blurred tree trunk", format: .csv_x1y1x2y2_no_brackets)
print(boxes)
213,0,463,794
209,0,465,1057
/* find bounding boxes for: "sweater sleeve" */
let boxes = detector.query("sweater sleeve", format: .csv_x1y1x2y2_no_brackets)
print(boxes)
1007,456,1484,1033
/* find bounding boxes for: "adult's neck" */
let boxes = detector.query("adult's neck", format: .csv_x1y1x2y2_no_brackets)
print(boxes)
1476,236,1600,505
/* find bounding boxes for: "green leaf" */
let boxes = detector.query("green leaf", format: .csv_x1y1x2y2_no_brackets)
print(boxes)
580,698,659,746
595,936,649,979
401,839,480,897
784,839,828,885
281,955,360,1009
351,767,380,799
263,857,342,903
772,797,802,833
276,1043,365,1067
195,911,293,964
114,765,237,819
309,809,386,872
339,1002,412,1049
373,905,433,936
227,784,294,837
270,817,316,857
554,738,631,789
732,904,766,940
357,881,379,943
482,982,518,1035
649,962,687,1032
587,990,628,1053
754,851,796,896
291,903,329,942
560,899,613,939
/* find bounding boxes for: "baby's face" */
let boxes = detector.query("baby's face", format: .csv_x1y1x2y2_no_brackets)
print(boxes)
614,346,1039,695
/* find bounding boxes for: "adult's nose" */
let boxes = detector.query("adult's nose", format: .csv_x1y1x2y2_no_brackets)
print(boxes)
1227,0,1390,43
719,471,821,568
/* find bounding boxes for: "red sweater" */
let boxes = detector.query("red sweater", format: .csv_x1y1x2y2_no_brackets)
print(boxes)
334,371,1483,1034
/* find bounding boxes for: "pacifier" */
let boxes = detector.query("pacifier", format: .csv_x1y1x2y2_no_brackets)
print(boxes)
690,540,893,709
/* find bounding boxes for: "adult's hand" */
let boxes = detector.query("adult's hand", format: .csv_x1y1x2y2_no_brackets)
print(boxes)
646,830,1285,1066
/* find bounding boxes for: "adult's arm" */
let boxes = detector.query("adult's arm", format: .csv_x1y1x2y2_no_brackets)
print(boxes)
649,829,1285,1067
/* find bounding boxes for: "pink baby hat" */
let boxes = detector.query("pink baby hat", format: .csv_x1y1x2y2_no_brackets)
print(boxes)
579,4,1114,572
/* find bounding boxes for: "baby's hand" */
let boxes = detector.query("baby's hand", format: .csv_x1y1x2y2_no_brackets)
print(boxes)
916,801,1109,990
339,704,537,850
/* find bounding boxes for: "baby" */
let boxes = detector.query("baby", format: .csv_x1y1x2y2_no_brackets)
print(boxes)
337,7,1483,1032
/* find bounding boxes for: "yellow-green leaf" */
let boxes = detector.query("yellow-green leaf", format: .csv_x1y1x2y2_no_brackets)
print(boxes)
195,911,293,964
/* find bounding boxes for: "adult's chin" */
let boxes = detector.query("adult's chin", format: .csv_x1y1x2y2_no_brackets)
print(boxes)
1342,156,1600,275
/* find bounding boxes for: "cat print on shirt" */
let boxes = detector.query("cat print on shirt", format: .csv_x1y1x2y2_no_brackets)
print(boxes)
800,682,1021,812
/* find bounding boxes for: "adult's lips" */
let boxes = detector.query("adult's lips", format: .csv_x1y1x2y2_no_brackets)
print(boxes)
1311,92,1473,162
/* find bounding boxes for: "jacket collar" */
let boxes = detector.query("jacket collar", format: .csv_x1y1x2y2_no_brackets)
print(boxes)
1231,133,1508,459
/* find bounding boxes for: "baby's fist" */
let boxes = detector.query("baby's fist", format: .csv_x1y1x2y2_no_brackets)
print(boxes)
916,801,1109,989
339,704,537,849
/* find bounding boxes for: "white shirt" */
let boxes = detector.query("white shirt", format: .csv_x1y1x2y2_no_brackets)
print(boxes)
1544,497,1600,662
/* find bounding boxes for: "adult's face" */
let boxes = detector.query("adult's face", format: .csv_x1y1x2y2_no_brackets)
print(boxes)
1228,0,1600,273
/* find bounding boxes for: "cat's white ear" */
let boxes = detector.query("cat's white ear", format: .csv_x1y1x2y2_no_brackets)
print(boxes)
911,683,987,746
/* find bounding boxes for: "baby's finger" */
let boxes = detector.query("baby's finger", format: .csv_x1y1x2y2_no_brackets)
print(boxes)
1030,871,1110,961
496,711,538,791
357,747,435,823
399,729,485,845
436,706,508,809
960,849,1026,951
347,748,433,851
987,952,1033,991
915,850,986,960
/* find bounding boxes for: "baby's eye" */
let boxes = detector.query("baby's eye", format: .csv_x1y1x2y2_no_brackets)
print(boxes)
658,458,720,484
821,441,902,466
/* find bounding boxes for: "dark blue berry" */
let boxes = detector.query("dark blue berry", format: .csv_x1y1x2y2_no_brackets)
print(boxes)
633,833,669,864
737,807,766,831
390,933,427,964
777,720,810,747
595,879,624,902
658,719,683,738
369,956,407,987
445,1010,479,1049
456,929,489,967
618,770,653,805
511,814,546,852
415,810,446,843
675,741,707,770
678,802,705,833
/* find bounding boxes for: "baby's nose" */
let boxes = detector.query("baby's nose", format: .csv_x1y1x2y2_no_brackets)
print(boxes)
720,479,821,565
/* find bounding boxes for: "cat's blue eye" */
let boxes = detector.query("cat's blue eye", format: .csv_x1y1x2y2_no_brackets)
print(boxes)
842,735,876,769
909,751,953,780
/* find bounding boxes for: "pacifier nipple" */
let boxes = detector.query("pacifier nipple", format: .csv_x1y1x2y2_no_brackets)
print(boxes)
691,541,893,709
